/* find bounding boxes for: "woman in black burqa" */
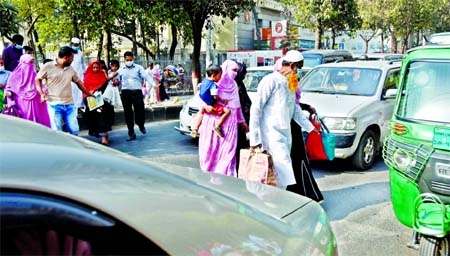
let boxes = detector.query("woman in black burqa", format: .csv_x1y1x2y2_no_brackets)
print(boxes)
234,62,252,169
287,98,324,203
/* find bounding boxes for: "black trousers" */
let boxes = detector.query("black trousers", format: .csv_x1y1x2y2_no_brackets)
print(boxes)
121,89,145,136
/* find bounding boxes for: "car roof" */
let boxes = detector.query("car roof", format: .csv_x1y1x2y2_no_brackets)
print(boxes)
407,44,450,54
247,66,275,71
302,49,353,57
0,115,316,254
314,60,401,69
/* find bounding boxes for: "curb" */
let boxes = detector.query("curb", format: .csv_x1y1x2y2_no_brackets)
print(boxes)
78,92,193,130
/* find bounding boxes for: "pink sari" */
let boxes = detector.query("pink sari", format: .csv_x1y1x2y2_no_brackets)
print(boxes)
198,60,245,176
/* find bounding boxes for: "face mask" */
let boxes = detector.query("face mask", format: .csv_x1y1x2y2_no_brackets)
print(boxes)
297,69,303,80
72,46,79,51
15,44,23,50
0,66,4,71
125,61,133,67
287,72,299,93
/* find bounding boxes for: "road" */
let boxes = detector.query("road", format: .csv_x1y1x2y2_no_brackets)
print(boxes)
81,120,417,256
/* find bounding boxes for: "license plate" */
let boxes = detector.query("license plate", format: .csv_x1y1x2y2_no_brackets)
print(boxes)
432,127,450,151
436,163,450,179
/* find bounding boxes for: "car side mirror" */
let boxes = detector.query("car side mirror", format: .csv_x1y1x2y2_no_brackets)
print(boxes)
384,88,397,99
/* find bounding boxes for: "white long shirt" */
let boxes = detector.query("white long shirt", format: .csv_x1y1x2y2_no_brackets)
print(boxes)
71,51,86,108
248,71,314,187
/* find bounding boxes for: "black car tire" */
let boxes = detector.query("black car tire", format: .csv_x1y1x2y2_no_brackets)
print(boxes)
351,130,377,170
419,235,450,256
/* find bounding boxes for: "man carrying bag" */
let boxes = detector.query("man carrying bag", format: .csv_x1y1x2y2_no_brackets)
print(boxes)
247,50,320,190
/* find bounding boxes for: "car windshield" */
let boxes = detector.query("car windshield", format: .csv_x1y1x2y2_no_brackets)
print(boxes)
243,69,272,92
301,67,381,96
396,61,450,123
303,54,323,68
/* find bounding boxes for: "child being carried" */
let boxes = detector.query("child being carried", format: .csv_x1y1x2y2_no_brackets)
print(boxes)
190,64,230,138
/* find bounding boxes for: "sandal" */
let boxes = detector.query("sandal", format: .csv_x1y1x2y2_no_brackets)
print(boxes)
101,134,109,146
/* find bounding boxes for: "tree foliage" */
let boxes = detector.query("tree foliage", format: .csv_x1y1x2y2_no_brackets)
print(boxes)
0,1,19,41
281,0,361,49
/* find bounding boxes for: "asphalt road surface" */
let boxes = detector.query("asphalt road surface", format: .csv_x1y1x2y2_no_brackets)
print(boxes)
81,120,417,256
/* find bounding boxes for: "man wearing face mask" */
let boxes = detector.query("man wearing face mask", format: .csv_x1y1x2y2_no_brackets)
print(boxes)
117,51,155,141
35,46,93,135
2,34,24,72
248,50,319,190
69,37,86,110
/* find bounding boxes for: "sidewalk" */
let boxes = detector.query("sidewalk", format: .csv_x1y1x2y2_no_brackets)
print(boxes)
78,94,193,130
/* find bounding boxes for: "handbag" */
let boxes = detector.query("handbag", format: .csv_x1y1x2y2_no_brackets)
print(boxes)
306,113,336,161
238,148,277,187
2,104,22,118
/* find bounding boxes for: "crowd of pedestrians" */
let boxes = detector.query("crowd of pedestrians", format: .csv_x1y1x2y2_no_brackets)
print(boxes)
0,34,176,145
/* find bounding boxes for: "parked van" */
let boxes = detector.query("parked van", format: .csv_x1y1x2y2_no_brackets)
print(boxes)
357,53,404,62
302,50,354,69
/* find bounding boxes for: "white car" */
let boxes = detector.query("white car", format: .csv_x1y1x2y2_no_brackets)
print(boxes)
300,60,401,169
174,66,274,136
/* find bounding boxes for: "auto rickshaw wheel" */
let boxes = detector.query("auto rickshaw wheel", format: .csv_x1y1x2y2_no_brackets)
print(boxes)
419,235,449,256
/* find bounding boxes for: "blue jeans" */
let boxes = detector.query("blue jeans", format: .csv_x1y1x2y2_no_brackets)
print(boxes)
47,103,79,135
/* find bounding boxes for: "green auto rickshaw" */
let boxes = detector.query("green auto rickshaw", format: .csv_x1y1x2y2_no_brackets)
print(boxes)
383,44,450,255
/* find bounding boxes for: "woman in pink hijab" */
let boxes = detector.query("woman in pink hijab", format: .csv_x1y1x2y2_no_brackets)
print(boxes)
5,54,50,127
198,60,248,177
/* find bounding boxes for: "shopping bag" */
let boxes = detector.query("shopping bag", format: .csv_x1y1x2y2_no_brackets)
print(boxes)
238,148,277,187
306,114,336,161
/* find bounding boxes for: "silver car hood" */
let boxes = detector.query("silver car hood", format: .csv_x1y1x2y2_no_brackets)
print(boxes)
0,116,335,255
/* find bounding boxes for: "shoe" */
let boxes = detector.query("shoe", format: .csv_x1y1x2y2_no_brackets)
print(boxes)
126,134,136,141
213,126,224,138
190,129,198,138
139,126,146,134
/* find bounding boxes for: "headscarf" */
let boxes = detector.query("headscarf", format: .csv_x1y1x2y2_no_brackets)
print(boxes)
83,59,107,97
273,57,283,72
5,54,38,100
217,60,241,108
152,64,162,82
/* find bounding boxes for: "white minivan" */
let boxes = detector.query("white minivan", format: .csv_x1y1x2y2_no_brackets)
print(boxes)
300,60,401,169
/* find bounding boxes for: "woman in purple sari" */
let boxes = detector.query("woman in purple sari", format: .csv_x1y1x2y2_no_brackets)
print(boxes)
5,54,50,127
198,60,248,177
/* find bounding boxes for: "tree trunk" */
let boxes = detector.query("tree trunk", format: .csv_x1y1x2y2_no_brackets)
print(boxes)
390,30,398,53
191,19,203,94
315,24,322,49
106,29,112,64
381,33,385,53
331,29,336,50
169,23,178,61
97,33,104,60
72,16,80,38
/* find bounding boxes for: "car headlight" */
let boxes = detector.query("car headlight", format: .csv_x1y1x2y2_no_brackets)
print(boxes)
393,148,416,171
322,117,356,130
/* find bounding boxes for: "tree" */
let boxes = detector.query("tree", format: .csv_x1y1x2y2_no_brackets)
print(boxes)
146,0,255,90
358,0,391,53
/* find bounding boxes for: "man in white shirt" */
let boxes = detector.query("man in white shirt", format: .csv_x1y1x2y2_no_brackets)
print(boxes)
69,37,86,109
248,50,319,189
118,51,155,141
